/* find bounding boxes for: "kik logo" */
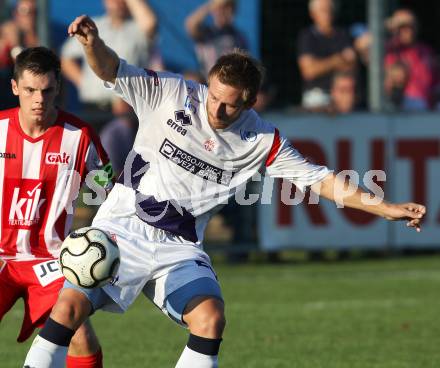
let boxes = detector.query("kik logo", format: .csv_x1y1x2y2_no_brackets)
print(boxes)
6,179,46,228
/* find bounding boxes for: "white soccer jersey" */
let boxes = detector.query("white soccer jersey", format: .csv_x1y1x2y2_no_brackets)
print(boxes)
0,108,112,260
96,59,330,245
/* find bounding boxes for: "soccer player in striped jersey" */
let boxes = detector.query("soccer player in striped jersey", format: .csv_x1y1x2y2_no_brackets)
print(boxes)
24,17,425,367
0,47,113,367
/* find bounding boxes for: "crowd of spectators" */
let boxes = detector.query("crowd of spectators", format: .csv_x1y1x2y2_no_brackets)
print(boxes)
1,0,440,128
297,0,440,114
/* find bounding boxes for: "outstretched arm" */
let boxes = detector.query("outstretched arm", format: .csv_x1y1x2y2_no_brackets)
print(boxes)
312,173,426,232
67,15,119,84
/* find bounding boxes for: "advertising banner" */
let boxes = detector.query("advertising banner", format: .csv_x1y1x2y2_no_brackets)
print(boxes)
258,113,440,250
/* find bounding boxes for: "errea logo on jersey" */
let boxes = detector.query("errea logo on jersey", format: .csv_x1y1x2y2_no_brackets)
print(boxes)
5,179,46,228
165,110,192,136
45,152,71,165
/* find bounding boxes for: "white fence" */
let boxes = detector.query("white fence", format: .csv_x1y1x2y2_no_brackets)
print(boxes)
258,113,440,251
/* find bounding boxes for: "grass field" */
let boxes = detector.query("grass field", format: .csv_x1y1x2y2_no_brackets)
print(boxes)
2,255,440,367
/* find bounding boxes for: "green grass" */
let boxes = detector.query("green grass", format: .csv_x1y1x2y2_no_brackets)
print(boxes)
2,256,440,367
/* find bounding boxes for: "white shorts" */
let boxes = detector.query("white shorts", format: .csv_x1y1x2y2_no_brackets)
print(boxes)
85,215,221,318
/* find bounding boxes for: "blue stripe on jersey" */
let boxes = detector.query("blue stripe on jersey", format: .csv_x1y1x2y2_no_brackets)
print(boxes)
135,193,197,243
119,151,198,243
118,150,150,190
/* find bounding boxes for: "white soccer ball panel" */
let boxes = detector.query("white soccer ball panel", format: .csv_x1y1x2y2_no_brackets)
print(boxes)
61,235,89,255
60,246,104,287
92,246,120,281
59,227,120,288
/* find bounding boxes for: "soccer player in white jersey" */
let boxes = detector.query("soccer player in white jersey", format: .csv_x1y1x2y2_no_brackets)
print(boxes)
24,16,426,368
0,47,114,367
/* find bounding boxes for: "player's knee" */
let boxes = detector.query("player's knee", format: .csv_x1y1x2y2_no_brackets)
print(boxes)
51,289,91,330
197,308,225,337
186,299,226,338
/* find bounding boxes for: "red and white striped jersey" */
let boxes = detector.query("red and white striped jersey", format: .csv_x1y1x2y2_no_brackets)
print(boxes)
0,107,113,260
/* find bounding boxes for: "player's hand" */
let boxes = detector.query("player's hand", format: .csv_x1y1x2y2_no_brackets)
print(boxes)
67,15,99,47
383,202,426,232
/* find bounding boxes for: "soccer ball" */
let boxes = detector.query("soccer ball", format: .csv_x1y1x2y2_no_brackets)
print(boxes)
59,227,120,288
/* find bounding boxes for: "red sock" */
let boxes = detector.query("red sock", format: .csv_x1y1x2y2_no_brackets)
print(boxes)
66,349,103,368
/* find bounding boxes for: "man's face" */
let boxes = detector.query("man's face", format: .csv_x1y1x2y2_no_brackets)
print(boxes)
397,23,416,46
207,75,248,129
391,10,417,46
15,0,37,31
310,0,334,30
11,70,59,124
331,76,355,114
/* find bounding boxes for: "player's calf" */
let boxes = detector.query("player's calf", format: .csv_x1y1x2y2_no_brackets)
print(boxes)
67,319,103,368
23,289,92,367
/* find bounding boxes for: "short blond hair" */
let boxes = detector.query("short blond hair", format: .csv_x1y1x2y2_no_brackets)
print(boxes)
208,50,265,107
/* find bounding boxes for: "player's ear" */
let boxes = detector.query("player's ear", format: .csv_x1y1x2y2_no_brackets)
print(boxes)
11,79,19,96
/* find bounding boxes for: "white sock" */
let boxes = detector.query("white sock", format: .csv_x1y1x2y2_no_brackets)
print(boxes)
23,335,68,368
175,346,218,368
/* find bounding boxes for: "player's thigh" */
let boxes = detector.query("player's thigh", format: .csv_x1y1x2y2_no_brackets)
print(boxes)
143,259,223,327
54,280,114,327
26,260,65,323
3,259,64,341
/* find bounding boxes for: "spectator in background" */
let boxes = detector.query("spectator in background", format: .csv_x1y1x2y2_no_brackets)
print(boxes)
384,61,409,110
328,71,357,114
61,0,161,117
385,9,439,111
0,0,38,109
100,98,138,177
185,0,247,79
0,0,39,59
297,0,356,110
